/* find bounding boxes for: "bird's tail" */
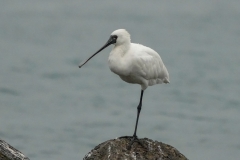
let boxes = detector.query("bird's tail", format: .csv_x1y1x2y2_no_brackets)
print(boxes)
163,78,170,84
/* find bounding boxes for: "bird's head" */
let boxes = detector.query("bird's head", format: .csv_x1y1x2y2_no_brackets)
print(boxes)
110,29,131,46
79,29,130,68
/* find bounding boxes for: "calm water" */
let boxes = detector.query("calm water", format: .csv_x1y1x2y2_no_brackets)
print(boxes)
0,1,240,160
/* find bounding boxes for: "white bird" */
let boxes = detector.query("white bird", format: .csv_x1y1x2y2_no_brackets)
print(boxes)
79,29,169,148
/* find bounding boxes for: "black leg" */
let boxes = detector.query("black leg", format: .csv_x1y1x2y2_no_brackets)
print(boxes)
133,90,144,137
118,90,145,149
126,90,145,149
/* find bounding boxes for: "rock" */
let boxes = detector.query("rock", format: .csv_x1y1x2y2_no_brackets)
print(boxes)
0,139,30,160
83,137,188,160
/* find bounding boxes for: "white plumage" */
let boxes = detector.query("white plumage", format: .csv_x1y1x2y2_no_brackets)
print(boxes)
108,29,169,90
79,29,169,148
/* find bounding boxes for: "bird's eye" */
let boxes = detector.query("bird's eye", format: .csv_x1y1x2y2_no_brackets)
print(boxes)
112,35,118,39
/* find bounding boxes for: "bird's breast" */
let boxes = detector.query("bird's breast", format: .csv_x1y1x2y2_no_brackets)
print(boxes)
108,52,131,77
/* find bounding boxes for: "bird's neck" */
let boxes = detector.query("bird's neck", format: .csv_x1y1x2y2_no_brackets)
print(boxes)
108,42,130,74
113,42,130,56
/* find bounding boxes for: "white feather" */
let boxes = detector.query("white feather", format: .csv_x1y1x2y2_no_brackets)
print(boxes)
108,29,169,90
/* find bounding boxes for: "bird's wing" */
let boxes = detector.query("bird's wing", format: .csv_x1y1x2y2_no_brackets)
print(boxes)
131,44,169,83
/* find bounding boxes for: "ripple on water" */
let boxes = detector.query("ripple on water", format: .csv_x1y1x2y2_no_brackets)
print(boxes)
0,87,19,96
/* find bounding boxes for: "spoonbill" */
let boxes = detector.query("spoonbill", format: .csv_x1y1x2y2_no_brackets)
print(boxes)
79,29,169,148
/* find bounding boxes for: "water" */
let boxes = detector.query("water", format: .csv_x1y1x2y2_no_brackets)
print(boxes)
0,1,240,159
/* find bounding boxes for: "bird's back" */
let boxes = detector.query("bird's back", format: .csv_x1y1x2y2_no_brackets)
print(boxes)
127,43,169,89
108,41,169,90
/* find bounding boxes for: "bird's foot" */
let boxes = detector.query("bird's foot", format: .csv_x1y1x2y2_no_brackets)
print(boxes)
118,136,133,139
118,135,146,150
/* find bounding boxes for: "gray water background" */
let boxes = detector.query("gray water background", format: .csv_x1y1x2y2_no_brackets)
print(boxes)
0,1,240,159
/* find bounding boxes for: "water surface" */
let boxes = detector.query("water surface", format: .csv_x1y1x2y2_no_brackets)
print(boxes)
0,1,240,159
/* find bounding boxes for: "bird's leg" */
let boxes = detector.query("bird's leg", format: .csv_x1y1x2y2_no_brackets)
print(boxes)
133,90,144,137
127,90,145,149
118,90,145,149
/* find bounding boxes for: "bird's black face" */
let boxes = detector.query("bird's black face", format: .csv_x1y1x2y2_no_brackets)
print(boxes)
79,35,118,68
108,35,118,44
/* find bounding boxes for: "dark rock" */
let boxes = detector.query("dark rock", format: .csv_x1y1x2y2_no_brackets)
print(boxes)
0,140,30,160
83,137,188,160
